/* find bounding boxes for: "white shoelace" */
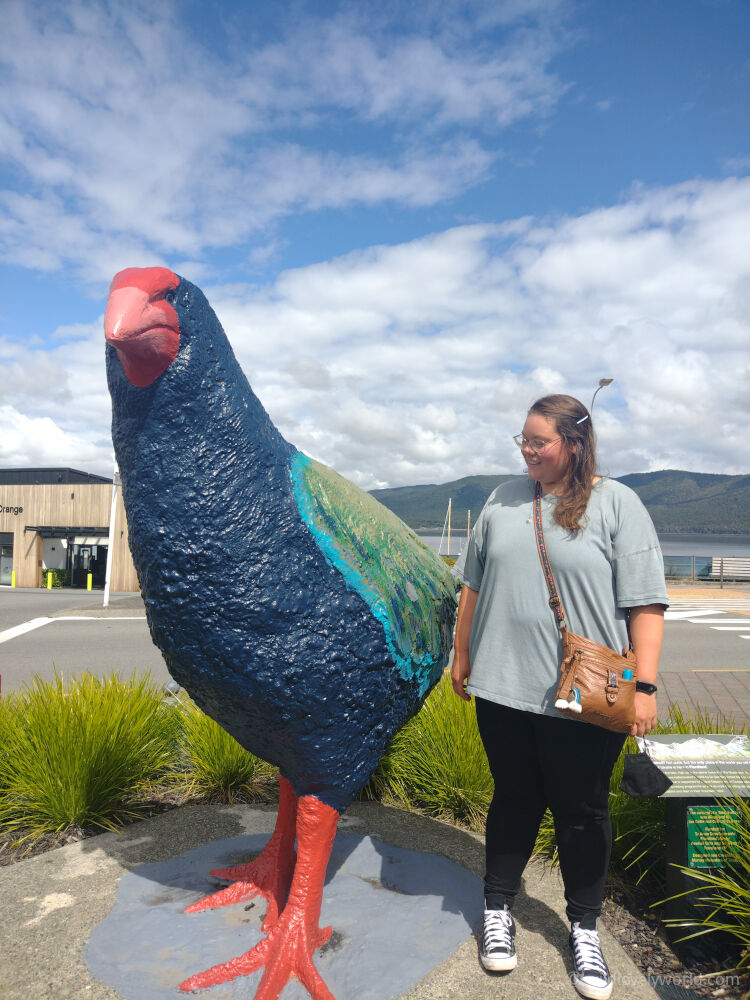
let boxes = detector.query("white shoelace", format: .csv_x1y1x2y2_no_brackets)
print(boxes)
571,926,610,983
483,907,514,955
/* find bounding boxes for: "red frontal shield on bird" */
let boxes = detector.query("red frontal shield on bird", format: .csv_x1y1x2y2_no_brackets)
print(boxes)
105,266,181,387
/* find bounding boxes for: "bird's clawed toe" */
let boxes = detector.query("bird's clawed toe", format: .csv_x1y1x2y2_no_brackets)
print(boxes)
184,878,262,915
178,904,335,999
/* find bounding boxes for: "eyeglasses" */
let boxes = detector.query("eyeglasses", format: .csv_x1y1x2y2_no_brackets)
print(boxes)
513,434,561,454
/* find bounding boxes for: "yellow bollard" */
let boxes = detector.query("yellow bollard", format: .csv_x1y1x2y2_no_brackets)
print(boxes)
47,571,52,589
10,571,15,588
87,572,93,591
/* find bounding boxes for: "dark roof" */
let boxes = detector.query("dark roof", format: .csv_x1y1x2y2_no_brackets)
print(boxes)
0,468,113,486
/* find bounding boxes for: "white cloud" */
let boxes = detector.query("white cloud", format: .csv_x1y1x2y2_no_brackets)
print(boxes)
5,173,749,484
0,320,114,472
0,405,111,471
0,0,566,281
160,176,746,486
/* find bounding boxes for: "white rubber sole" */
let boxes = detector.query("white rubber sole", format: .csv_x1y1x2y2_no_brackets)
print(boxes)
480,950,518,972
571,973,613,1000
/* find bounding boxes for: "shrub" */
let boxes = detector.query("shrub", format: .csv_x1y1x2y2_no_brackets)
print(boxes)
0,672,179,837
369,671,492,830
171,696,277,802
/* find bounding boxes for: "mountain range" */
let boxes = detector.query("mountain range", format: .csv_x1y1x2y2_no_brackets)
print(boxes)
370,470,750,535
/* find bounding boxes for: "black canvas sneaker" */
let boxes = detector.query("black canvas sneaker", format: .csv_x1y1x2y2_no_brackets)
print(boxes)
480,904,517,971
569,921,613,999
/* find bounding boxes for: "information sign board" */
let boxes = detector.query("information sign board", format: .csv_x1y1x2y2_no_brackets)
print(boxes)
644,734,750,798
687,804,741,868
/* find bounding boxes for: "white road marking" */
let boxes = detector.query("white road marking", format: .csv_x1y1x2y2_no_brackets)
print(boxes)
666,610,719,619
50,616,146,621
0,616,146,644
687,619,750,624
664,604,750,644
0,617,53,643
668,598,750,606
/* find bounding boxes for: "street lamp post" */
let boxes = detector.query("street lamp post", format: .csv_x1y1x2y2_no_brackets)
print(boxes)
590,378,613,415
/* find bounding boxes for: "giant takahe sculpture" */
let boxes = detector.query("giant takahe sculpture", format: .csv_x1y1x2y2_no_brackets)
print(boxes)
104,267,457,999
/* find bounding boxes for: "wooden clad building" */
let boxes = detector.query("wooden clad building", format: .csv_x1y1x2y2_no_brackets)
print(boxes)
0,468,138,591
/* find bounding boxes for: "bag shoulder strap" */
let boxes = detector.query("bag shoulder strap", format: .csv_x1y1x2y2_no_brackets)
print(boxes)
532,480,567,632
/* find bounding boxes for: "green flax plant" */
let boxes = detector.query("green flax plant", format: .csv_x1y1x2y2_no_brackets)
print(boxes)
369,671,492,830
0,672,179,837
172,696,277,802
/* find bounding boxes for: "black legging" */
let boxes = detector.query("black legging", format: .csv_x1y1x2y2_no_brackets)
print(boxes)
476,698,626,927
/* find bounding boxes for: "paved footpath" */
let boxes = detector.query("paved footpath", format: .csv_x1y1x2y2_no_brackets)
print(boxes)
661,584,750,730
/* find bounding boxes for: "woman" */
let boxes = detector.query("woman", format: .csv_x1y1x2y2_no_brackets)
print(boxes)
451,394,667,1000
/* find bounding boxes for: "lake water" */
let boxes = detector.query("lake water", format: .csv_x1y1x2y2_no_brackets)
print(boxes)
417,532,750,559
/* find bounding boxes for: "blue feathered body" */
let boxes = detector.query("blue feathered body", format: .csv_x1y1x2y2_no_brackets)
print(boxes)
107,276,456,812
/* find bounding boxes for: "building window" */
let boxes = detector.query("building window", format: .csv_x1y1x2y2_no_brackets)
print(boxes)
0,532,13,586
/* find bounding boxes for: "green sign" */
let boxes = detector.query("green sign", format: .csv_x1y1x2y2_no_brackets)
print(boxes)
687,804,740,868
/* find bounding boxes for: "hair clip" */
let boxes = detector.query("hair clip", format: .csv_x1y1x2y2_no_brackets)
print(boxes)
576,414,590,424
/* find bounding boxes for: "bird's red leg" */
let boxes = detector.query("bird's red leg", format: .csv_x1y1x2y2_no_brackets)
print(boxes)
179,794,340,1000
185,774,297,929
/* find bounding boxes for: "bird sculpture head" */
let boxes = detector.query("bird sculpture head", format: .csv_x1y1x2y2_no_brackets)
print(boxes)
104,267,182,387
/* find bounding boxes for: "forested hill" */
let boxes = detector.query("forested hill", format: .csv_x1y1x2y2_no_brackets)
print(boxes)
370,470,750,535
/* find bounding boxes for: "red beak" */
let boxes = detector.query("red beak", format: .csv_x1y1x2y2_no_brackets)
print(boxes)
105,267,181,387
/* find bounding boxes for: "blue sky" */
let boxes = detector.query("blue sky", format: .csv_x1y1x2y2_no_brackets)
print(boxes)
1,0,748,486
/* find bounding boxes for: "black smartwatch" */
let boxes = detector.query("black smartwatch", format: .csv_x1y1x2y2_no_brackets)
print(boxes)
635,681,658,695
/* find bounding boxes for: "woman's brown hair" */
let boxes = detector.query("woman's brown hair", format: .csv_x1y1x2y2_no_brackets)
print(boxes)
528,394,598,532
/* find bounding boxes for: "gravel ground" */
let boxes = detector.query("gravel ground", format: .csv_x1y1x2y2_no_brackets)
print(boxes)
602,878,749,1000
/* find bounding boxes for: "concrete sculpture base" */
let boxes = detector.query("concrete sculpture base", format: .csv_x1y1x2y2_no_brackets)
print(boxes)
85,829,482,999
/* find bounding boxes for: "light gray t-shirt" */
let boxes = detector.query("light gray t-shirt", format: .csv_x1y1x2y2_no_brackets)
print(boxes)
452,476,668,718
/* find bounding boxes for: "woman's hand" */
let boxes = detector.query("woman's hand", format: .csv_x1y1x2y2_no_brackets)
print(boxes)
451,651,472,702
451,585,479,701
630,692,658,738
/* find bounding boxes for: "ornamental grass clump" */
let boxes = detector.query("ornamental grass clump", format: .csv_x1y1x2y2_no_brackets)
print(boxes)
172,697,277,802
370,671,492,830
0,672,179,837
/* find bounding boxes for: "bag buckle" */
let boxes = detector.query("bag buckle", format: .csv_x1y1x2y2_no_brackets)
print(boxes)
606,669,619,705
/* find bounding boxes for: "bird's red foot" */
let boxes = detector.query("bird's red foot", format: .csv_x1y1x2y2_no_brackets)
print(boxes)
185,774,297,929
179,898,334,998
180,793,340,1000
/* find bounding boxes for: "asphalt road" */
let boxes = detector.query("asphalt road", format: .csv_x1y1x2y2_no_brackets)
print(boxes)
0,588,172,693
659,618,749,671
0,587,121,633
1,585,747,696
